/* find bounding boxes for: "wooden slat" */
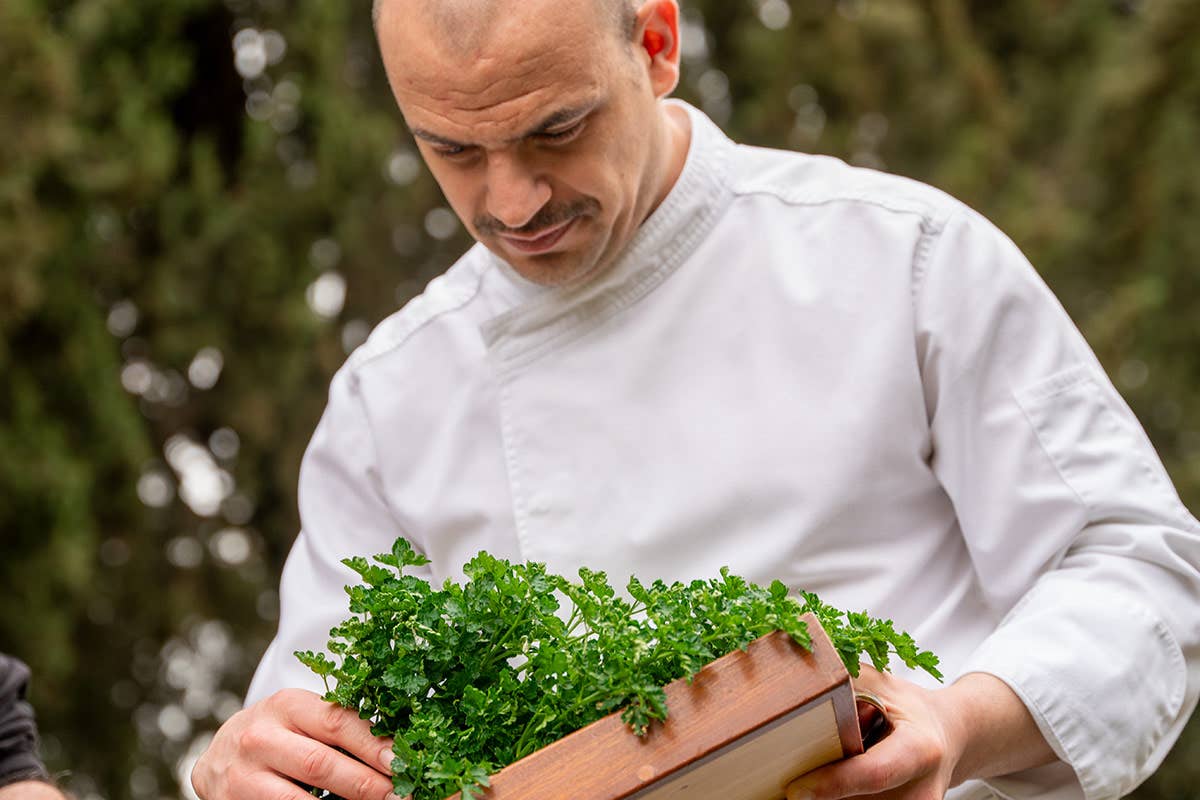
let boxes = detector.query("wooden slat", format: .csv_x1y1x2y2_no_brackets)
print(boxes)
444,613,861,800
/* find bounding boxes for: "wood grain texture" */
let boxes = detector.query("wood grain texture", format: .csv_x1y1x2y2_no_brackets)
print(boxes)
445,613,862,800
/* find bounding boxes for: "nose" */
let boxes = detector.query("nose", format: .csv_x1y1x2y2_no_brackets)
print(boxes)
484,153,552,231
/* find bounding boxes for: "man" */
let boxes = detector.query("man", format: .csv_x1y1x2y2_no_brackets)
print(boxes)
193,1,1200,799
0,654,67,800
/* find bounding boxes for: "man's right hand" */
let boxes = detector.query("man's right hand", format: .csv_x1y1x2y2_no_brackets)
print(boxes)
191,689,402,800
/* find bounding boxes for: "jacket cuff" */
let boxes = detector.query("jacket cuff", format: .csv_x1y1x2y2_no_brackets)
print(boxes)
959,581,1187,800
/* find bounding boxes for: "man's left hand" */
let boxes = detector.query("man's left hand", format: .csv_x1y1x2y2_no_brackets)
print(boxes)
786,667,1057,800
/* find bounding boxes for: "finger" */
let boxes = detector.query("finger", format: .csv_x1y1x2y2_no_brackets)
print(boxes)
850,664,895,697
785,723,937,799
267,690,396,775
230,770,351,800
263,728,398,800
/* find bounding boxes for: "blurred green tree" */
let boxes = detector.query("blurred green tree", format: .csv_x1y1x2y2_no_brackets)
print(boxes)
0,1,1195,798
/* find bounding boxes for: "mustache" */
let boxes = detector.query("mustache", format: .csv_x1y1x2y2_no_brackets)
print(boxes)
474,198,600,237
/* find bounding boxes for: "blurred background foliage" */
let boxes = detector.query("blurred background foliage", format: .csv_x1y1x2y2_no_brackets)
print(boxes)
1,0,1197,797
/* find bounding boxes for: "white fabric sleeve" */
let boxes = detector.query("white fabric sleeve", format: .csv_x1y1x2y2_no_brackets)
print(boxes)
244,363,429,706
913,209,1200,800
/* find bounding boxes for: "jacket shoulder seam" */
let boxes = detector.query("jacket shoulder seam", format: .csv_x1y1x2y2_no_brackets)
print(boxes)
345,258,488,374
730,176,954,226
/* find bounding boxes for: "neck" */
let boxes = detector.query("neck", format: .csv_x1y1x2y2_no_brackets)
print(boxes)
643,101,693,223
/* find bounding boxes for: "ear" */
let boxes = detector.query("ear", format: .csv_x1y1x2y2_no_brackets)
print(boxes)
635,0,681,98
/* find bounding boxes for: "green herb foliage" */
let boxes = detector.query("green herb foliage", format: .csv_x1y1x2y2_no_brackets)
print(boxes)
296,538,941,800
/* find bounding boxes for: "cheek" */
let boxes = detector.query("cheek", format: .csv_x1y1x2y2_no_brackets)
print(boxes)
428,169,482,220
597,122,650,193
563,139,642,208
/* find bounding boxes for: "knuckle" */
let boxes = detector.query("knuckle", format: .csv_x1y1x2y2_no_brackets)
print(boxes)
235,720,273,756
319,700,350,737
262,690,288,716
270,687,315,715
267,687,302,712
221,707,247,729
298,745,336,783
353,773,382,800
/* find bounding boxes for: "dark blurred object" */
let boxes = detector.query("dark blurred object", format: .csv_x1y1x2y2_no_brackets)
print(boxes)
855,690,892,751
0,654,51,789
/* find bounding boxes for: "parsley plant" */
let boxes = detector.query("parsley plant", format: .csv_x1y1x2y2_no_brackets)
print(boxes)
296,538,940,800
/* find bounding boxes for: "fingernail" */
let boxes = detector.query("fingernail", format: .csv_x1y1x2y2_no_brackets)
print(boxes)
380,747,395,770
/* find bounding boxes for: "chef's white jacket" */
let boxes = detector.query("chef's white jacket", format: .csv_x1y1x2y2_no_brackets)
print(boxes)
246,102,1200,800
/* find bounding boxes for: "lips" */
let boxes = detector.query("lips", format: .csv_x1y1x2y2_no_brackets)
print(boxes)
497,218,576,255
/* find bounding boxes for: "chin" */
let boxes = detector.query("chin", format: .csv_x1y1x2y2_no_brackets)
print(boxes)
509,248,607,289
516,262,592,288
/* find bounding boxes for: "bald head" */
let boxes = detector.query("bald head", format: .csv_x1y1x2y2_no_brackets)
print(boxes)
373,0,638,45
371,0,687,288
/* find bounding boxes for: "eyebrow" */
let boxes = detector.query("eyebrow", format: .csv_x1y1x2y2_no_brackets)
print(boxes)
410,101,599,150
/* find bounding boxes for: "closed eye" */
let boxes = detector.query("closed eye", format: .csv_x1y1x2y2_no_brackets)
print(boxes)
432,143,473,160
536,120,586,145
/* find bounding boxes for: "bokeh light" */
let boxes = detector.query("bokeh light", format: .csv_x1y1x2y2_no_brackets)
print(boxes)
306,272,347,319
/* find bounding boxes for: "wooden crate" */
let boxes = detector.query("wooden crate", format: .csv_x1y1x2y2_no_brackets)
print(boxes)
447,612,862,800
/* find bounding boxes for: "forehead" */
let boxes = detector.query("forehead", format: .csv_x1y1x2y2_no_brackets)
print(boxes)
379,0,621,143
